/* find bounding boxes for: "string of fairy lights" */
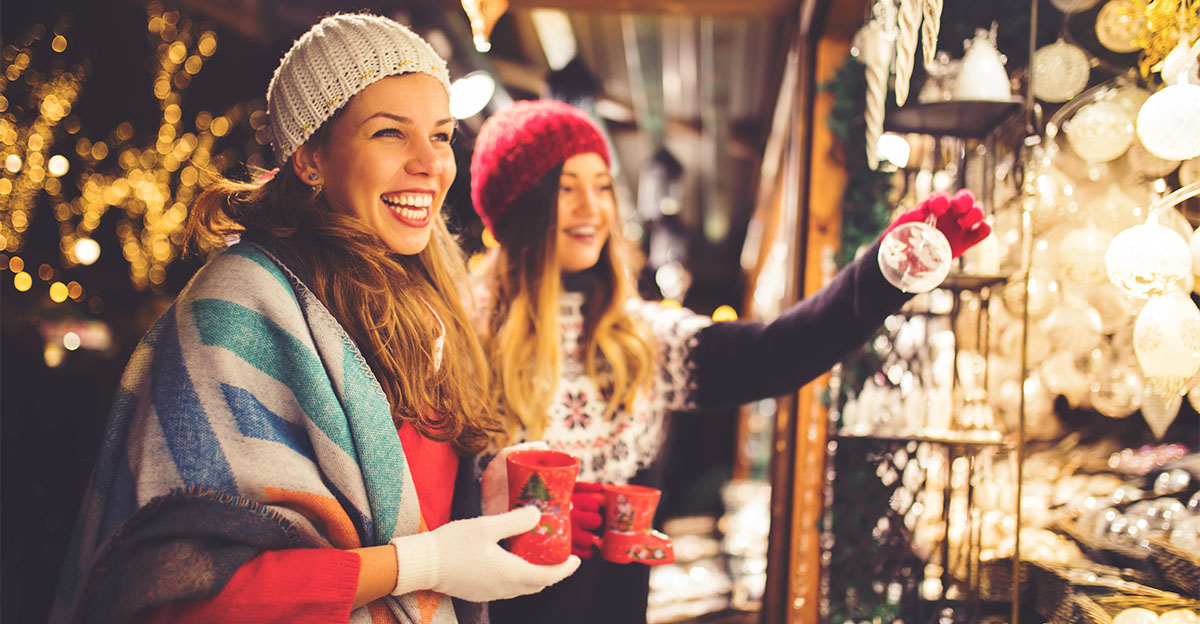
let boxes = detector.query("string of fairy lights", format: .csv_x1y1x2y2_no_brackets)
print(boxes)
0,1,264,309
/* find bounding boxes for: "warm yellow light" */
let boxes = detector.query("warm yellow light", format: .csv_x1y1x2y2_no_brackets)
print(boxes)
661,299,682,309
0,179,11,195
39,264,55,280
167,41,187,64
9,256,23,273
184,55,202,75
47,154,69,176
5,154,21,172
115,122,134,141
74,238,100,265
482,228,499,249
90,141,108,161
210,117,230,137
468,252,488,274
67,281,83,299
712,305,739,322
12,211,28,229
44,344,64,367
63,331,81,351
49,281,68,302
51,35,67,53
198,31,217,56
28,134,44,151
13,271,32,291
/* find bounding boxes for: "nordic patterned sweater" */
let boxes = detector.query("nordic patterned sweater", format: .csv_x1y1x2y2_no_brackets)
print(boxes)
497,238,911,485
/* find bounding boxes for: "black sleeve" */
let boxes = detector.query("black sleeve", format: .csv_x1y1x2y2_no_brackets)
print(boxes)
690,238,912,410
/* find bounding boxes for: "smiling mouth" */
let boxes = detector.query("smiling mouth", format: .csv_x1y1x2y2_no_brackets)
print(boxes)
382,192,433,226
564,225,599,239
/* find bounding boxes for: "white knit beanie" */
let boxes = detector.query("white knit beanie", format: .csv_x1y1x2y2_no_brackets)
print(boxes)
266,13,452,163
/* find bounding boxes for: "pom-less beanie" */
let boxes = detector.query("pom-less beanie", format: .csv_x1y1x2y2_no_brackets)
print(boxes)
266,13,451,164
470,100,610,231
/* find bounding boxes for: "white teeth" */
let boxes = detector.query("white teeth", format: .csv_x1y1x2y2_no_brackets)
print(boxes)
566,226,597,236
382,193,433,208
396,207,425,220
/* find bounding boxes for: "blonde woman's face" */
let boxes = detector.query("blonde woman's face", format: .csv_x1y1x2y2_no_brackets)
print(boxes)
557,152,614,273
301,73,456,255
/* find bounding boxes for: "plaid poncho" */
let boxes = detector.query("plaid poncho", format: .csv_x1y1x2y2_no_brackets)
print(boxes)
51,242,484,624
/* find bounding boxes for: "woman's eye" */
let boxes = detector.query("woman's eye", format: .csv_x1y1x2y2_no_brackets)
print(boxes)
598,184,614,194
433,131,453,143
559,186,574,194
373,128,403,138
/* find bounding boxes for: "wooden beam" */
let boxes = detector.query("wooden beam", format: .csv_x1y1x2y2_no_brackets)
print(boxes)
508,0,799,17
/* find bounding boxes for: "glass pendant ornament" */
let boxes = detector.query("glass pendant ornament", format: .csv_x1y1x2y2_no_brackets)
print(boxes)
1105,219,1193,297
1095,0,1145,53
1066,101,1136,163
1057,223,1113,285
1031,39,1091,103
1050,0,1101,12
878,215,953,293
953,27,1012,101
1137,84,1200,161
1133,291,1200,398
1140,385,1183,440
1090,360,1143,418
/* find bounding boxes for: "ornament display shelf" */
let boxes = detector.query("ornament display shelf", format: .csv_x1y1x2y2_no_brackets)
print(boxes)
833,429,1012,448
939,273,1011,292
884,99,1024,138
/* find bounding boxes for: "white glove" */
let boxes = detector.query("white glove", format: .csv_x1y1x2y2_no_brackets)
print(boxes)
481,441,549,516
389,506,580,602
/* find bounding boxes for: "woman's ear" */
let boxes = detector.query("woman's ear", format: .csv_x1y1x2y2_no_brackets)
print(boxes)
291,143,322,187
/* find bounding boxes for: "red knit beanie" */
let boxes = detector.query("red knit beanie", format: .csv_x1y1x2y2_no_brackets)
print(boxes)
470,100,610,231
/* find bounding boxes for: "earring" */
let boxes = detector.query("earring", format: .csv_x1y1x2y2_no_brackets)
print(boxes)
307,173,319,182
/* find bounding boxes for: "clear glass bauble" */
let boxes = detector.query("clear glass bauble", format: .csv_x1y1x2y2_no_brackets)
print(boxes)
1133,292,1200,399
1066,100,1135,163
1089,361,1143,419
878,221,953,293
1160,608,1200,624
953,28,1012,101
1084,282,1135,333
1057,223,1113,285
1050,0,1101,12
1042,296,1104,355
1125,138,1181,178
1002,268,1061,320
1095,0,1145,53
1136,83,1200,161
1113,608,1163,624
1105,222,1193,297
1031,39,1091,103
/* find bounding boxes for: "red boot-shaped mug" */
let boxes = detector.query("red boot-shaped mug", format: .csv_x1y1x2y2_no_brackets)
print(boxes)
598,484,675,565
505,449,580,564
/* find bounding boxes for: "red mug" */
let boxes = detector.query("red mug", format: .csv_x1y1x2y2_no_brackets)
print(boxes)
598,484,675,565
505,449,580,564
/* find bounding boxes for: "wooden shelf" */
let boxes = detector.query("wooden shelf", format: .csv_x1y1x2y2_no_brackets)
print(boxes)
884,99,1023,138
939,273,1011,291
833,430,1012,448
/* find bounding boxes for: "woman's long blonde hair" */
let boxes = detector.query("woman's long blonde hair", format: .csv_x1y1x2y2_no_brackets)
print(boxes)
481,166,654,443
186,122,500,455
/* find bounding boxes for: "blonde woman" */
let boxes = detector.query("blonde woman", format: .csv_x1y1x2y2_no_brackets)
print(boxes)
52,16,575,624
469,100,989,624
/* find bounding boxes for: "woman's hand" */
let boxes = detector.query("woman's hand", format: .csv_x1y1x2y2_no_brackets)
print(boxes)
570,482,604,558
390,507,580,602
883,189,991,259
481,442,550,516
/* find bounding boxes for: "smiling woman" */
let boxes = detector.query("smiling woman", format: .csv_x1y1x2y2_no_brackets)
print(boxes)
51,13,577,624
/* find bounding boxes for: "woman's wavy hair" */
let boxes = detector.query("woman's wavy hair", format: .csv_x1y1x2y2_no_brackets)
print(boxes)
185,117,501,455
479,165,654,443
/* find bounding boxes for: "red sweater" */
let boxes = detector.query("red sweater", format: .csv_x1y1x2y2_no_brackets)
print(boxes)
137,423,458,623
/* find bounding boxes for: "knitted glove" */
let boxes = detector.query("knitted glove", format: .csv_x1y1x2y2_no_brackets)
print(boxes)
570,481,604,559
390,506,581,602
481,441,550,517
882,189,991,259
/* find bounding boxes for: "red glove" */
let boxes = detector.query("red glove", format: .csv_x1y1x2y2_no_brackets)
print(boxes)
883,189,991,259
570,481,604,559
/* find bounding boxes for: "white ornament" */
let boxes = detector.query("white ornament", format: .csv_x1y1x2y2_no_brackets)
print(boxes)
953,26,1011,101
1106,221,1193,297
1050,0,1101,12
1181,157,1200,186
1160,38,1200,87
1090,361,1143,418
1114,608,1164,624
1191,227,1200,293
1160,609,1200,624
1042,296,1104,354
1066,100,1135,163
1032,40,1091,103
1137,84,1200,161
1095,0,1145,54
1126,138,1181,178
1141,385,1183,440
1134,292,1200,398
921,0,943,66
1057,223,1112,285
878,221,953,292
895,0,922,106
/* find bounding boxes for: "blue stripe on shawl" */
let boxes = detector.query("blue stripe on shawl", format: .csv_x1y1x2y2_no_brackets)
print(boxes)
221,384,316,460
190,298,357,459
339,341,404,542
224,243,292,295
152,310,238,493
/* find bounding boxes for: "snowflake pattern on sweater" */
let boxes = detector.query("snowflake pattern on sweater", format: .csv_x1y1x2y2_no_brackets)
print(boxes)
526,292,712,484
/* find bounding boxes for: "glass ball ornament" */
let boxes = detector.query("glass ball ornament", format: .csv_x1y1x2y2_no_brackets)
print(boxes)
1041,296,1104,354
1066,101,1136,163
1112,84,1152,117
1040,352,1091,407
1031,40,1091,103
1105,221,1193,297
1126,138,1181,178
1003,268,1061,320
1057,223,1113,285
1137,84,1200,161
878,220,953,293
1180,157,1200,187
1030,168,1079,230
1085,282,1135,333
1134,292,1200,399
1095,0,1145,53
1160,609,1200,624
1050,0,1102,11
1090,361,1144,418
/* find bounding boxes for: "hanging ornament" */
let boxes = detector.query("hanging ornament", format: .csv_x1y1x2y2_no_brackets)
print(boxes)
461,0,509,52
1191,226,1200,294
1090,357,1144,418
878,217,953,292
1125,138,1182,177
1141,385,1183,439
1095,0,1145,53
1085,282,1136,333
1133,291,1200,399
1031,39,1092,102
953,25,1012,100
1066,100,1136,162
895,0,922,106
1180,157,1200,186
1002,268,1061,320
1137,46,1200,162
1106,219,1193,297
1042,296,1105,354
1057,222,1113,285
921,0,943,66
1049,0,1102,12
859,3,896,170
1113,83,1152,116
